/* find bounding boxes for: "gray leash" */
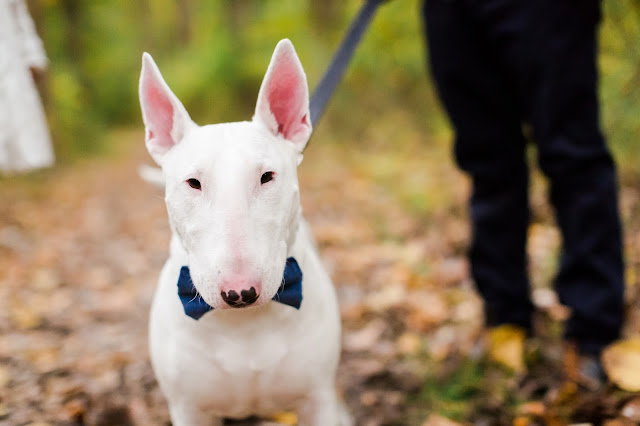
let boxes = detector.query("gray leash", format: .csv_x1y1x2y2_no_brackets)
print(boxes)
307,0,386,143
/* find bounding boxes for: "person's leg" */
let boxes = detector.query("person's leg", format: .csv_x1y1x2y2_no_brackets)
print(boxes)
423,0,533,331
514,0,624,355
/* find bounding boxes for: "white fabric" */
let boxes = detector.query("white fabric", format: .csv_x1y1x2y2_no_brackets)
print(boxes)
0,0,54,173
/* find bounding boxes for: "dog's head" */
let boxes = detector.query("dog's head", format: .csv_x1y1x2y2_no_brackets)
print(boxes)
139,39,312,309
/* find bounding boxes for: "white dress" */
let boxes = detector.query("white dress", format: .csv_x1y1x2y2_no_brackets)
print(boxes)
0,0,54,173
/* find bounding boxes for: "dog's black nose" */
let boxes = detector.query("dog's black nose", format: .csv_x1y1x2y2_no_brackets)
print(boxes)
221,287,259,308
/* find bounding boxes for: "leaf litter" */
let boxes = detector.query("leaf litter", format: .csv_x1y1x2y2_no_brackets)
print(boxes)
1,131,640,425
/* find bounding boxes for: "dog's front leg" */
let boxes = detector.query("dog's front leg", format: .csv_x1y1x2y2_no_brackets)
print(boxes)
297,388,351,426
168,403,223,426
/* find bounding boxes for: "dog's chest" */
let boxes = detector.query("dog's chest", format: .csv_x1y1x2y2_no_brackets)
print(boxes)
178,331,312,416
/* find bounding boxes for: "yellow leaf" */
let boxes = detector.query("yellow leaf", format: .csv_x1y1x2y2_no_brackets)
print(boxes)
396,332,422,356
513,416,531,426
602,337,640,391
0,366,10,388
269,412,298,425
487,325,526,374
11,305,42,330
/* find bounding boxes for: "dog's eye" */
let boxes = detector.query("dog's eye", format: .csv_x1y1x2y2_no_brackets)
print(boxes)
187,178,201,190
261,171,274,185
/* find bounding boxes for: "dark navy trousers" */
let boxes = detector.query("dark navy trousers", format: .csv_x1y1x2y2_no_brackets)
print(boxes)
423,0,624,354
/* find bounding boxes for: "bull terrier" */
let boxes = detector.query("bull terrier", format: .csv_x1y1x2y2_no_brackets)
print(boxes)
139,39,350,426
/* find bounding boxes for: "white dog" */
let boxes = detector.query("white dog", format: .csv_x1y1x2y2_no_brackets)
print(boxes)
139,40,349,426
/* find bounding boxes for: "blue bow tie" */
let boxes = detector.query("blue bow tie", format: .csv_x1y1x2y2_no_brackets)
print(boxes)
177,257,303,320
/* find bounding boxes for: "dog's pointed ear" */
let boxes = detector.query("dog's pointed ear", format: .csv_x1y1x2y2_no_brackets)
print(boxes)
253,39,312,153
139,52,194,165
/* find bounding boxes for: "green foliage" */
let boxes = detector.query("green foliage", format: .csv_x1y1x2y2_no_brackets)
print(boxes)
28,0,640,173
412,357,509,421
600,0,640,176
418,359,486,420
47,61,106,158
410,356,526,424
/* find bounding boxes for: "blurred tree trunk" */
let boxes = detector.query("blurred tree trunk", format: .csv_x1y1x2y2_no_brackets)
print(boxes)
58,0,92,108
136,0,153,50
59,0,83,64
225,0,251,47
177,0,191,46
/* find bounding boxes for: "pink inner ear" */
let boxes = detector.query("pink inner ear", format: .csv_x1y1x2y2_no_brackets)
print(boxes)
266,53,307,141
142,76,175,152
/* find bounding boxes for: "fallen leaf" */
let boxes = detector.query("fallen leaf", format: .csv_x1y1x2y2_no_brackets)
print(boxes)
550,381,578,405
405,291,450,332
11,304,42,330
128,397,152,425
0,403,8,419
487,324,526,374
427,325,458,361
269,411,297,425
602,337,640,391
32,268,62,290
360,390,378,406
349,358,387,379
0,365,10,388
27,347,60,373
61,399,86,422
431,256,467,287
605,418,637,426
396,332,422,356
422,413,464,426
513,417,531,426
518,401,546,417
562,342,581,384
451,296,483,324
363,284,407,312
343,319,387,352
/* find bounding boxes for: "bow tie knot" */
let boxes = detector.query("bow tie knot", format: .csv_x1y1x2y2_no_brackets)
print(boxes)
177,257,303,320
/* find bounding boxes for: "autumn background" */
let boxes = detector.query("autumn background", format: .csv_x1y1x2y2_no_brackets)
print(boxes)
1,0,640,425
